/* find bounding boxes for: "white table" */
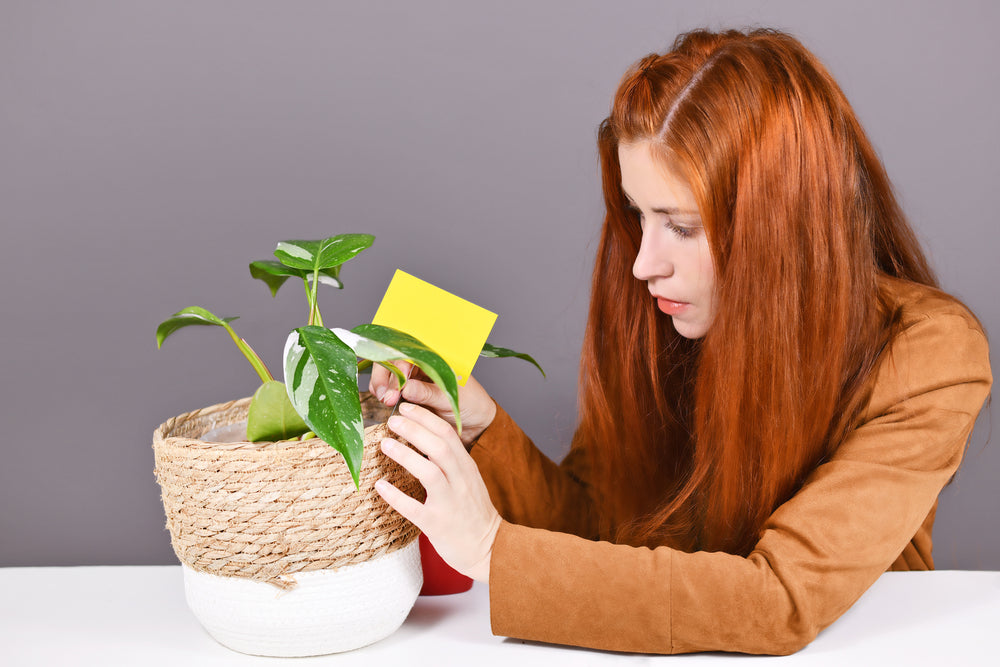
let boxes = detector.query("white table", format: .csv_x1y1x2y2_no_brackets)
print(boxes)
1,567,996,665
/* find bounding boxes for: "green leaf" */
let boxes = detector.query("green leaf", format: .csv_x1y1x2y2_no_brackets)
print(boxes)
156,306,272,382
480,342,546,377
375,360,408,388
156,306,238,348
249,260,343,297
249,261,298,296
334,324,461,434
273,234,374,272
246,380,310,441
283,326,365,487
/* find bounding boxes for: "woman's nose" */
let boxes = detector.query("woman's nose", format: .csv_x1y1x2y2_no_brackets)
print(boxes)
632,229,672,281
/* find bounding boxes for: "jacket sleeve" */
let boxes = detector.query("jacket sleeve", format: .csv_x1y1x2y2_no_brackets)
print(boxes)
485,309,992,655
470,404,598,540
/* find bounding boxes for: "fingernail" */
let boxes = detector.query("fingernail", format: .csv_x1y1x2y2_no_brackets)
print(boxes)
374,479,389,493
380,438,395,453
399,402,414,414
387,415,403,431
376,386,385,401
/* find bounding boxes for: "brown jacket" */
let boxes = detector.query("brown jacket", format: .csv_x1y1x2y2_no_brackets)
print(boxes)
470,278,992,655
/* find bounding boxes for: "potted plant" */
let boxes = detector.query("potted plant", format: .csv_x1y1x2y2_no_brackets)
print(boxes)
152,234,541,657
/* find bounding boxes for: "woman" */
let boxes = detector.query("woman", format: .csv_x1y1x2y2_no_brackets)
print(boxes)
370,28,992,654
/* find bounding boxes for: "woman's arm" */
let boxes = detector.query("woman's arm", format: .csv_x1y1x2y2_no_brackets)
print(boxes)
487,307,992,655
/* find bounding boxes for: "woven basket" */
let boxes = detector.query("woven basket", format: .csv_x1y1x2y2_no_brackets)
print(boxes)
152,392,425,656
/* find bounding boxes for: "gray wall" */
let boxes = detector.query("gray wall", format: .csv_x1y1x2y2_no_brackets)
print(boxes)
2,0,996,569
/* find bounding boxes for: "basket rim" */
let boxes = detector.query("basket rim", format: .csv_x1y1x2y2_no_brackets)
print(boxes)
153,392,390,451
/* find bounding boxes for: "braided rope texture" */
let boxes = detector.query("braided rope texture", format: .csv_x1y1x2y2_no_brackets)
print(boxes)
152,394,424,590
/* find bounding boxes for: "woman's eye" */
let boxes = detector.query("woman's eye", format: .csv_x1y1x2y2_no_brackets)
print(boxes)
666,220,699,239
628,203,699,239
663,218,702,239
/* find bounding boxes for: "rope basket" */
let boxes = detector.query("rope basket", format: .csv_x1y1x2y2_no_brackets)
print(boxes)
152,392,424,590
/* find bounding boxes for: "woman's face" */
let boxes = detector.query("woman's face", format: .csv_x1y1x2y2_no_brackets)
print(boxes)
618,141,717,339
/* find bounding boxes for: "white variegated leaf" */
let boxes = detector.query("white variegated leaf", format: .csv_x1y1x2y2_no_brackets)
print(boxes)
283,326,365,486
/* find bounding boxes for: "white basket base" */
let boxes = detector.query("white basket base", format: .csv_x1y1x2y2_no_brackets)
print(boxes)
182,539,422,657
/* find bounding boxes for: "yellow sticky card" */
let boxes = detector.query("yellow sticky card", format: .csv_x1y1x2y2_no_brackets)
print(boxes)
372,270,497,386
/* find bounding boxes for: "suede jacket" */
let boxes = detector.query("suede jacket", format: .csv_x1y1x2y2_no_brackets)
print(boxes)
470,277,992,655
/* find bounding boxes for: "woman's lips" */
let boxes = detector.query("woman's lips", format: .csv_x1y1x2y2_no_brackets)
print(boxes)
656,297,689,315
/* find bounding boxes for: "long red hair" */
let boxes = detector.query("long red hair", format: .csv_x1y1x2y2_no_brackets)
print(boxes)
579,29,938,555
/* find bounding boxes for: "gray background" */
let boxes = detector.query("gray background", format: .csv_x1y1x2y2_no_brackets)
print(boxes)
1,0,996,569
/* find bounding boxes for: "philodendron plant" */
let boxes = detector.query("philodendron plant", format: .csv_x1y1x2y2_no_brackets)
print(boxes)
157,234,543,487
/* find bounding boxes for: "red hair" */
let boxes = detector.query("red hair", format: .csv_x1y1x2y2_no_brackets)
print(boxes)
580,29,938,555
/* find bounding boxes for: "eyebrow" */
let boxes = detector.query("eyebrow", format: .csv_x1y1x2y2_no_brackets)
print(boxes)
622,192,699,216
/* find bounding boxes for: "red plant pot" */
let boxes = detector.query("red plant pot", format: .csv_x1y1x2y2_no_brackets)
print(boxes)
418,533,473,595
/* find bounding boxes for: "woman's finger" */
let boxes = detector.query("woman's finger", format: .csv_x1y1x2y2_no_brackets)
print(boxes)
388,412,475,487
368,364,391,400
397,402,461,443
397,403,483,475
399,377,457,415
379,437,446,490
374,477,425,528
370,360,414,404
386,415,448,462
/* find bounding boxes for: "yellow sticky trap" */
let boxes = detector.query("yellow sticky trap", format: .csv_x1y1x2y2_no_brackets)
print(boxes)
372,270,497,386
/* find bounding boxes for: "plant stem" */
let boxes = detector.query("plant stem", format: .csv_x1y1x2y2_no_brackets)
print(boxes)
303,279,314,325
310,269,322,326
221,322,273,383
304,276,324,326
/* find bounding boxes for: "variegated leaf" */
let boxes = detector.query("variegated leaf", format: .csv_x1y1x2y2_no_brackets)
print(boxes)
334,324,461,434
283,326,365,486
273,234,374,272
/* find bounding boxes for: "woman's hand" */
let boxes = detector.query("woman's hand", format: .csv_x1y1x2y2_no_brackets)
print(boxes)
375,402,501,582
369,361,497,447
